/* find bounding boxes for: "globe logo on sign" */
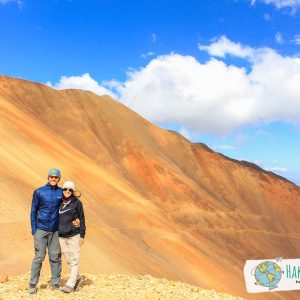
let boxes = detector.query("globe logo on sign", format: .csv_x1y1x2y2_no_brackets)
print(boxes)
253,261,283,290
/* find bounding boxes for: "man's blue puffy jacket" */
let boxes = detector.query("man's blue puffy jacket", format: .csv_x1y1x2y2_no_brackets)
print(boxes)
30,183,62,234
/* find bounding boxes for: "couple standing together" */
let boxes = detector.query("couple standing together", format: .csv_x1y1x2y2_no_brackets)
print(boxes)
29,168,86,294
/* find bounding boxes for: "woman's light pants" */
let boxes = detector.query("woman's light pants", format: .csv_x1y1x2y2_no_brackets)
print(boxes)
59,234,81,288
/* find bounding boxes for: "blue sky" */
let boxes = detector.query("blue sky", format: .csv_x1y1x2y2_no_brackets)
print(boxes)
1,0,300,185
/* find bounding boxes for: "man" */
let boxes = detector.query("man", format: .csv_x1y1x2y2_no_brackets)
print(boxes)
29,168,75,294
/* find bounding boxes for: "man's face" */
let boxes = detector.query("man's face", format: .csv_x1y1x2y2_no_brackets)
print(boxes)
48,175,60,186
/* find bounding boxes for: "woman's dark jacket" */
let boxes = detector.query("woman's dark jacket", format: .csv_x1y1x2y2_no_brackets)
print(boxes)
58,196,86,238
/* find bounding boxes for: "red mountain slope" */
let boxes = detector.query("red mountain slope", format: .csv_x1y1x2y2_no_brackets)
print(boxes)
0,75,299,299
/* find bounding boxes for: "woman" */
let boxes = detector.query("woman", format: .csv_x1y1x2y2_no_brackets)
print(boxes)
59,181,86,293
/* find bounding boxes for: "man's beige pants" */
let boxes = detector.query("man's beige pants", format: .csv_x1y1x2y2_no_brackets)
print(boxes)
59,234,81,288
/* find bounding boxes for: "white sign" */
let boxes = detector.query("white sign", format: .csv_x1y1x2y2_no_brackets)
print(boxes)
244,257,300,293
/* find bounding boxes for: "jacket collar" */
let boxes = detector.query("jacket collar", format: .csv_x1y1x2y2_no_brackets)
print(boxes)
46,182,59,190
62,196,76,202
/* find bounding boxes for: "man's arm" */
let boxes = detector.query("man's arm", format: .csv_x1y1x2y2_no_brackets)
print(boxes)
30,190,39,235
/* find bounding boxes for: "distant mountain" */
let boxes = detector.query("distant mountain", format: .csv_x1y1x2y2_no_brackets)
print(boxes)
1,75,299,299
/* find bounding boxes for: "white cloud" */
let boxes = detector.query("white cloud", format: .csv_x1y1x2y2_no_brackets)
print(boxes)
213,145,235,150
255,130,272,137
179,127,192,140
141,51,155,59
265,166,289,172
275,32,284,44
198,36,255,59
292,34,300,44
117,54,260,134
0,0,23,7
116,37,300,135
49,37,300,136
47,73,116,98
263,13,272,20
151,33,157,43
251,0,300,13
245,160,289,174
101,79,122,90
234,133,247,147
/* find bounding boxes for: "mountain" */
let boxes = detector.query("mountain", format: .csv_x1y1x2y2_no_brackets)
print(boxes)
1,75,299,299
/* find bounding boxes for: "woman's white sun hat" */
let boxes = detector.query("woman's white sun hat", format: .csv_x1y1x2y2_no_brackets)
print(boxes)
62,181,75,191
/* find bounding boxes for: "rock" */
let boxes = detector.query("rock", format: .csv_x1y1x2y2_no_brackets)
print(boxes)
0,274,8,283
17,282,28,291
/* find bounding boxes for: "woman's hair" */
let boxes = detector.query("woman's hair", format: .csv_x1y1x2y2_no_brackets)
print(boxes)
73,190,81,198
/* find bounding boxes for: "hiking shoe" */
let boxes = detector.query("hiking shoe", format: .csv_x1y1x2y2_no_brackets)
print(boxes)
74,277,83,292
60,285,74,293
28,284,37,294
51,283,60,290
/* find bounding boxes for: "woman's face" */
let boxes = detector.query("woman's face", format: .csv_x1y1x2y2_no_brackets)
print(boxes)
63,188,73,198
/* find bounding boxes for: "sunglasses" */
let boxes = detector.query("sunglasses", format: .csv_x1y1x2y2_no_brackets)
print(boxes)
49,176,59,179
63,188,73,192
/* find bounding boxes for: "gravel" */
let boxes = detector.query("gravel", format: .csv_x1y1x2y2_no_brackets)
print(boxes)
0,272,245,300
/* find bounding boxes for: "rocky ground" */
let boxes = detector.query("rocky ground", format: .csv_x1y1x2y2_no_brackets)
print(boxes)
0,273,245,300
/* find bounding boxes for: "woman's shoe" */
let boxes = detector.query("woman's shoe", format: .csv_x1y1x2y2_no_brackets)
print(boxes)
74,277,83,291
61,285,74,293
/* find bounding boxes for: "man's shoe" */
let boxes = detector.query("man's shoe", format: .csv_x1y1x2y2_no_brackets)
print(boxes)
28,284,37,294
60,285,74,293
74,277,83,292
51,283,60,290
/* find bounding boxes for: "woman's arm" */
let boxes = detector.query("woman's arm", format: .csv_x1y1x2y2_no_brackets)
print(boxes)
77,200,86,239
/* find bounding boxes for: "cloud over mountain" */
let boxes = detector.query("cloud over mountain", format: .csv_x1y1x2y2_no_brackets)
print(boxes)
47,73,116,98
49,37,300,135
